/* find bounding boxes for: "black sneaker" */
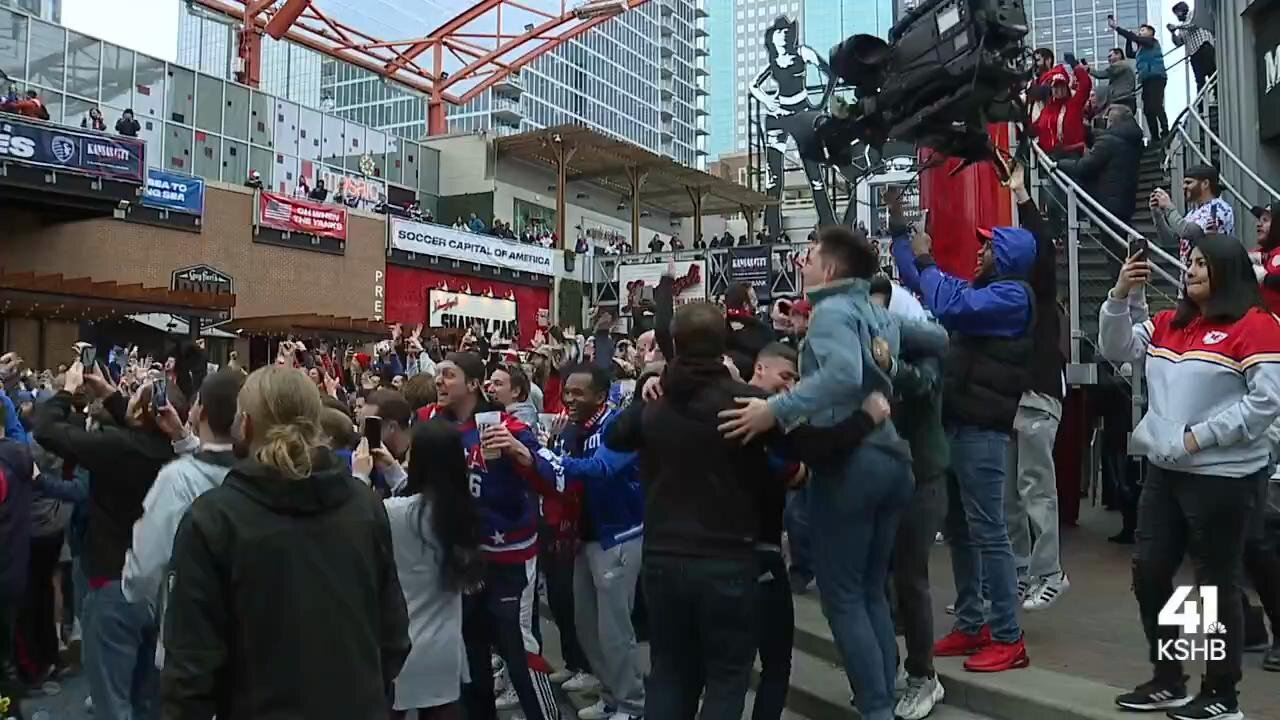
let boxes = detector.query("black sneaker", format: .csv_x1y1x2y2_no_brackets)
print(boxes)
1165,690,1242,720
1264,645,1280,672
1115,676,1191,711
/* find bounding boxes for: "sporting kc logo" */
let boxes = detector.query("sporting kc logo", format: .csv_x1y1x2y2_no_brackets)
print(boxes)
50,135,76,163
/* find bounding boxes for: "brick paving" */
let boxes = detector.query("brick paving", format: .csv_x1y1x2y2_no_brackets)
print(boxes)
928,502,1280,720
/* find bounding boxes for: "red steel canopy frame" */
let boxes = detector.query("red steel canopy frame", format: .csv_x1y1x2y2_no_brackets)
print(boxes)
191,0,650,135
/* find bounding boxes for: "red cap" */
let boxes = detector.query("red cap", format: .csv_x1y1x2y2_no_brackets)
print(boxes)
353,352,370,368
977,227,995,240
790,298,812,316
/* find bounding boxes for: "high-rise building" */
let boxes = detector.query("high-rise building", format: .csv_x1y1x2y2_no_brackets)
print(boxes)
178,0,706,168
1027,0,1153,64
707,0,893,160
0,0,58,22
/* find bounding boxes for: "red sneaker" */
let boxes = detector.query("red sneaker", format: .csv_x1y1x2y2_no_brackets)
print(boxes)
963,635,1030,672
933,625,992,657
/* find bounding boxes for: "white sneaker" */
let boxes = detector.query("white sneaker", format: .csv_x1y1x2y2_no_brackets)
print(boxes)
1016,577,1036,604
562,671,602,693
493,666,510,693
577,699,614,720
896,667,909,692
491,653,504,672
495,686,520,710
607,713,643,720
1023,573,1070,611
549,666,576,684
894,674,945,720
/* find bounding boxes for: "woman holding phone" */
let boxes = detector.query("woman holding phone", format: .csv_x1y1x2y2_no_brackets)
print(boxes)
1100,234,1280,718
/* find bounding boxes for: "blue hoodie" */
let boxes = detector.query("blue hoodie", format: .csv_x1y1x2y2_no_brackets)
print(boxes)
892,226,1037,338
1,389,28,443
553,406,643,550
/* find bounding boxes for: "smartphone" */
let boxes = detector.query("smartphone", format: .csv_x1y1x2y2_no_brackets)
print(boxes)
919,208,930,231
152,377,168,411
80,345,96,369
1129,237,1149,260
363,416,383,448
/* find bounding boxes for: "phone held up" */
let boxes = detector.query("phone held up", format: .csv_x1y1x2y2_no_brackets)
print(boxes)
152,377,168,411
363,416,383,449
1129,237,1149,261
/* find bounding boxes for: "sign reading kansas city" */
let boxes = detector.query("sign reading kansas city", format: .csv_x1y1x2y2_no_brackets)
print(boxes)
0,117,145,181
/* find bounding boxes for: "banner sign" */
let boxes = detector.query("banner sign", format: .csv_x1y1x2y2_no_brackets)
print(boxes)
390,217,557,277
617,261,706,314
171,265,233,328
1258,0,1280,141
0,116,145,181
257,191,347,239
428,288,518,338
729,246,772,302
143,169,204,215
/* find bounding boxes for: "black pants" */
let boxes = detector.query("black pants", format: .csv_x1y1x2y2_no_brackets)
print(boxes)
1,600,23,719
752,550,793,720
1134,465,1266,690
1189,44,1216,91
1242,483,1280,642
893,476,945,679
1141,76,1169,140
462,562,559,720
644,553,760,720
537,538,590,673
18,532,63,680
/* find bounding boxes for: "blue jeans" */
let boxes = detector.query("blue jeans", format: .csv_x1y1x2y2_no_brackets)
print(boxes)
83,581,159,720
945,426,1022,643
810,445,913,720
784,487,813,581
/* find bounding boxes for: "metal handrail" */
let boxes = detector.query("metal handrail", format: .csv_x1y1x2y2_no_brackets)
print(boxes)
1163,71,1220,168
1032,143,1186,284
1173,125,1255,212
1185,105,1280,201
1165,73,1279,204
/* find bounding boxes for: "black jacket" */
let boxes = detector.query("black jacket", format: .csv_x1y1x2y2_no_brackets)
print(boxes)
607,360,875,558
160,452,410,720
115,117,141,137
1059,116,1144,225
1019,199,1066,400
35,391,174,580
0,437,33,602
725,314,776,381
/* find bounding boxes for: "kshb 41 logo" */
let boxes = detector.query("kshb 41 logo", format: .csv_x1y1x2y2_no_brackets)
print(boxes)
1157,585,1226,661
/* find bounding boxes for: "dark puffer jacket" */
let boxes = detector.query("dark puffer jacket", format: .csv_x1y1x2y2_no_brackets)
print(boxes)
1059,115,1145,225
0,437,33,602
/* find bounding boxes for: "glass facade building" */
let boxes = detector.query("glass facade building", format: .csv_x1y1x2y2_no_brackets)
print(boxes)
1028,0,1152,64
177,0,707,169
707,0,893,161
1,4,439,208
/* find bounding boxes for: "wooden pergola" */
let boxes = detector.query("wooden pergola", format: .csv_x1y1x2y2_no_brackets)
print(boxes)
224,313,388,342
0,269,235,323
494,124,772,250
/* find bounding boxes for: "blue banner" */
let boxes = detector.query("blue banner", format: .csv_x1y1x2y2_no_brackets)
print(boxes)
729,245,773,302
0,115,145,181
143,169,204,215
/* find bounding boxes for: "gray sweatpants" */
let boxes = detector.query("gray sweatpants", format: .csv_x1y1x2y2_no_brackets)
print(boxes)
574,538,644,715
1006,392,1064,579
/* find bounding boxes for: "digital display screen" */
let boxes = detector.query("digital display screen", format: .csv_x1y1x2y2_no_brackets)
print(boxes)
936,4,961,34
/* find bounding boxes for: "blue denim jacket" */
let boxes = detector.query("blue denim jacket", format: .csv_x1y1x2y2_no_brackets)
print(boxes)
768,278,947,454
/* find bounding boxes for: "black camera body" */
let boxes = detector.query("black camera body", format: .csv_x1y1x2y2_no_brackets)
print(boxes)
807,0,1031,167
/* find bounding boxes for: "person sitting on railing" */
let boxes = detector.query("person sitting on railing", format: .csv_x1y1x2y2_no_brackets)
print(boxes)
1109,17,1169,144
648,233,665,253
1152,164,1235,266
466,213,485,234
1057,104,1145,230
1168,1,1215,93
1090,47,1138,115
1031,55,1092,159
81,107,107,132
115,108,140,137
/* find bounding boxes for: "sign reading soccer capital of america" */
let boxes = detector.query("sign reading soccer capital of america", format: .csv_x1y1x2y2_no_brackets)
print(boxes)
389,217,557,277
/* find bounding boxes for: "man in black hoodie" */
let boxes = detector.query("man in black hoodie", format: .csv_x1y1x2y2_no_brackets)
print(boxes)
608,302,885,720
35,363,176,720
1,399,33,719
724,283,775,382
1058,104,1144,230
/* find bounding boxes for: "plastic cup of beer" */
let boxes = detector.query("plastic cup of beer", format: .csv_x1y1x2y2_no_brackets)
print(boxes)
476,411,503,460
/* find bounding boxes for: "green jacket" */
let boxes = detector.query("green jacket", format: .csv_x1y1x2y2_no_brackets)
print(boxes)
889,353,948,483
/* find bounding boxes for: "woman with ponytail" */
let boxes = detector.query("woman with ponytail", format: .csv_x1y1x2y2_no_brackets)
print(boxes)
160,366,410,720
357,418,483,719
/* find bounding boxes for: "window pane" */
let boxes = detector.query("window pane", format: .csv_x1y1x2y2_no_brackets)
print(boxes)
166,65,194,124
298,106,321,160
165,122,192,172
40,90,63,124
100,43,132,110
249,90,272,147
419,145,439,196
28,20,65,90
344,123,364,172
66,32,100,99
0,10,29,83
65,95,94,128
223,83,249,140
321,114,344,166
222,139,248,187
250,146,273,187
194,73,222,133
193,130,220,180
133,54,164,126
